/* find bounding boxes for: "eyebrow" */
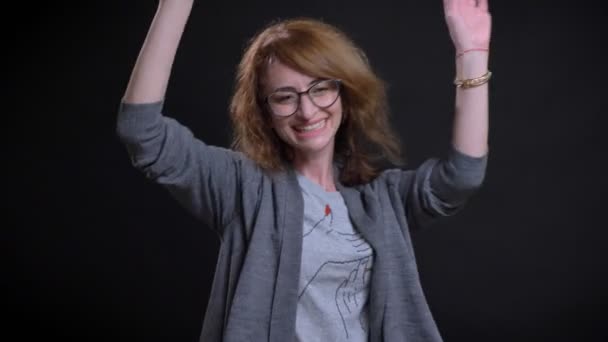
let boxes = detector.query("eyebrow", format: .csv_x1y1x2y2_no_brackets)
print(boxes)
271,78,324,93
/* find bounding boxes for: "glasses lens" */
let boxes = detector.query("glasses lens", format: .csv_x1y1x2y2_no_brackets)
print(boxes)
309,80,340,108
267,91,298,116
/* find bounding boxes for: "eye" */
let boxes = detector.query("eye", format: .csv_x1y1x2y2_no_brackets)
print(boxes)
311,86,329,95
310,80,337,96
269,92,297,104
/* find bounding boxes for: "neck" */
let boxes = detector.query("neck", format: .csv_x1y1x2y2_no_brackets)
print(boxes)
292,150,337,192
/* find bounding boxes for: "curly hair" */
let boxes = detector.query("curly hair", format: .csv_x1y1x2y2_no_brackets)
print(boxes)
229,17,403,186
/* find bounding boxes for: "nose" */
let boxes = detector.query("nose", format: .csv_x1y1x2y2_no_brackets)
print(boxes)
296,94,317,120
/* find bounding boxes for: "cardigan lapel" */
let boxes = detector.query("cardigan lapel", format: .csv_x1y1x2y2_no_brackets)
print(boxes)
337,184,388,342
269,169,304,342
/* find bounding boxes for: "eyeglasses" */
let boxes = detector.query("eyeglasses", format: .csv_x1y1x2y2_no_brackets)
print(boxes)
265,79,342,117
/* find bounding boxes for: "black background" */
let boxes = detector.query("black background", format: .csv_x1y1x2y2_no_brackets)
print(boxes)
7,1,607,341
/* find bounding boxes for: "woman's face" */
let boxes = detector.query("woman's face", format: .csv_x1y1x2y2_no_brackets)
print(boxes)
262,60,343,162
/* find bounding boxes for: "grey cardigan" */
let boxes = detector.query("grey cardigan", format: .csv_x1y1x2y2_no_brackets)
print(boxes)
116,101,487,342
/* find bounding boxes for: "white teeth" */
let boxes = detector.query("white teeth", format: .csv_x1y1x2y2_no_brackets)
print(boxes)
298,120,325,132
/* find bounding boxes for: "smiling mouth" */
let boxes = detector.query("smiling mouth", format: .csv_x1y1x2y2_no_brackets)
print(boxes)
294,119,326,132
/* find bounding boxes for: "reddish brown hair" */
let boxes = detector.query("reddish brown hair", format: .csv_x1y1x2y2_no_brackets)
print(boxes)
230,18,403,186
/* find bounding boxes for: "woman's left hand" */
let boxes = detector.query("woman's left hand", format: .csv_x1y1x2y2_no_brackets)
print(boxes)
443,0,492,56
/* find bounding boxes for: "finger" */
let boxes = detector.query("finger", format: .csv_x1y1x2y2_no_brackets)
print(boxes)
354,260,364,281
347,267,357,284
479,0,489,12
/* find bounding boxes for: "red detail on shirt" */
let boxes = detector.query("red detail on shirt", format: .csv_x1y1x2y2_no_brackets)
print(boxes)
325,204,331,216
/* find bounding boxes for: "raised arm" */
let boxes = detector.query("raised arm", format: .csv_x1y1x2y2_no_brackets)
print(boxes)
399,1,491,229
123,0,194,103
116,0,261,233
444,0,491,157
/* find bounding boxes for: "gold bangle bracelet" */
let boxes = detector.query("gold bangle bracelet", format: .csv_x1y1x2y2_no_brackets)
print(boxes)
454,71,492,89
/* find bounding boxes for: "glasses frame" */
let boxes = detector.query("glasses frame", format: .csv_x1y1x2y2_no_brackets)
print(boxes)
264,79,342,117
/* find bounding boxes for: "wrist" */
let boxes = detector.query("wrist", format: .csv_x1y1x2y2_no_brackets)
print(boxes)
456,50,489,79
456,47,489,58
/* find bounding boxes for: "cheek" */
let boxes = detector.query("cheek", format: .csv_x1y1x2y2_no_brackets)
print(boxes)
270,117,292,137
267,111,281,129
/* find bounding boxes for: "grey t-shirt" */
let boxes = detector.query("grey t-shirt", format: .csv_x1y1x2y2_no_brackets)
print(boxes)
295,173,374,342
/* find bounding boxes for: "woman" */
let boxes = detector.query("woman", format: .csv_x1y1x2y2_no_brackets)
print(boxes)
116,0,491,341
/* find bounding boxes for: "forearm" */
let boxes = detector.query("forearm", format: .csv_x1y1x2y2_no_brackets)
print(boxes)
123,0,194,103
451,51,490,157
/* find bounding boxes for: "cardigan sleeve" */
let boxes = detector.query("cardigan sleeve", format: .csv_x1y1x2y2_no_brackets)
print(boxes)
400,145,488,229
115,100,261,234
